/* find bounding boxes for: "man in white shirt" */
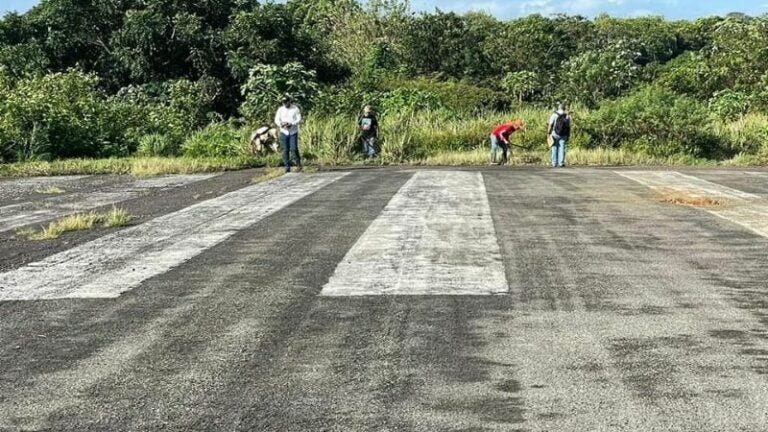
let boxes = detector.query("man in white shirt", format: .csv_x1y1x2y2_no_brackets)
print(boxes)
274,95,303,172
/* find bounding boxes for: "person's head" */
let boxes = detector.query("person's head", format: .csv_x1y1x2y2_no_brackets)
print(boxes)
281,95,292,107
511,119,525,129
363,105,373,116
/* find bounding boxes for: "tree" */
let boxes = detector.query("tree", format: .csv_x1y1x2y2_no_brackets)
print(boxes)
239,62,319,122
560,43,640,107
502,71,538,102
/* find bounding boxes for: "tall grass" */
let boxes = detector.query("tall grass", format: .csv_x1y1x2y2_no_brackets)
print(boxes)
0,156,265,177
2,107,765,176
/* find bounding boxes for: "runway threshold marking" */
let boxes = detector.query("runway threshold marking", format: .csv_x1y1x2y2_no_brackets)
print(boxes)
0,174,217,233
0,173,347,301
617,171,768,238
321,170,508,296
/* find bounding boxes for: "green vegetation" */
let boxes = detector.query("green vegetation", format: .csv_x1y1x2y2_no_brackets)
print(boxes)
251,167,286,184
0,2,767,168
18,207,133,241
0,156,263,177
35,186,66,194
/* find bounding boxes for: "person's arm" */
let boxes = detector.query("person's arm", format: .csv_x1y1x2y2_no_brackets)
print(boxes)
502,126,511,144
293,107,302,127
275,108,282,129
372,117,379,137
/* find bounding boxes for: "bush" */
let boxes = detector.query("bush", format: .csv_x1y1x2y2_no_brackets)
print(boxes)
582,85,726,158
115,77,222,148
137,134,180,157
0,70,135,161
711,113,768,155
381,77,512,113
709,90,750,121
380,88,443,115
182,123,250,158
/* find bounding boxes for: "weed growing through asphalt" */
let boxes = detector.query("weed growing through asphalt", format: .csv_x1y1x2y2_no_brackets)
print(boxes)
18,207,133,241
35,186,66,194
103,207,133,227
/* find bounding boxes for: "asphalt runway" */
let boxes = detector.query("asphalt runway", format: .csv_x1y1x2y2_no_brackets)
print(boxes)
1,167,767,431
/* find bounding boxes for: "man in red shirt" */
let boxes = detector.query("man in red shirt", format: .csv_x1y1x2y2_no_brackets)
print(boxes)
490,120,524,165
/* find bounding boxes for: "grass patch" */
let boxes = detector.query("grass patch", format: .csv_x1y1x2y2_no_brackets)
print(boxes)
18,207,133,241
35,186,66,194
0,156,264,177
402,148,714,167
251,167,285,184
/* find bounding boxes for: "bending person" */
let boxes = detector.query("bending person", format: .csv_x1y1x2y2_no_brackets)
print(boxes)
490,120,525,165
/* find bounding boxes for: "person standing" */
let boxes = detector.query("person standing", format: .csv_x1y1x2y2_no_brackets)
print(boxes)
490,120,524,165
275,95,303,173
357,105,379,159
547,103,571,168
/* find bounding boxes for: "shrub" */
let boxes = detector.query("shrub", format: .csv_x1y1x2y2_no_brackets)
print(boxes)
380,88,443,114
380,77,512,113
582,85,726,158
711,113,768,155
115,77,222,147
709,90,750,121
137,134,180,157
182,122,250,158
0,70,135,161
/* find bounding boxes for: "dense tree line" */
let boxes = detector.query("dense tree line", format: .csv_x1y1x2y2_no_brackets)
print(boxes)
0,0,766,161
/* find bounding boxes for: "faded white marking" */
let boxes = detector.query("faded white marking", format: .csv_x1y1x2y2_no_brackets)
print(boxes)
321,171,508,296
0,173,347,301
618,171,768,238
0,174,215,233
0,176,90,199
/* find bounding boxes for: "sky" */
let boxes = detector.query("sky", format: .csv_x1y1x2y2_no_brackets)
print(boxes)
1,0,767,20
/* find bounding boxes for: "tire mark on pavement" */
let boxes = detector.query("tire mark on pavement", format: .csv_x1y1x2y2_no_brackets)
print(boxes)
484,169,768,431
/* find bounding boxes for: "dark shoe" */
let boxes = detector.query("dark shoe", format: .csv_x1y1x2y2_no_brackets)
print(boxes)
295,164,303,173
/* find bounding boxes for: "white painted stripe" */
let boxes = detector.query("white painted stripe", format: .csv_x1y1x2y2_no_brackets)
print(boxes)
618,171,768,238
321,171,508,296
0,173,347,301
0,176,90,199
0,174,216,233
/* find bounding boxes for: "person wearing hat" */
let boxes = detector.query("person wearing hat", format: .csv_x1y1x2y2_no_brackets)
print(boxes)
490,120,525,165
274,95,303,172
357,105,379,159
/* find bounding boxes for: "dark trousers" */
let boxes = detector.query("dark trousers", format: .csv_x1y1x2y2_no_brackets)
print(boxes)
280,132,301,171
498,141,510,164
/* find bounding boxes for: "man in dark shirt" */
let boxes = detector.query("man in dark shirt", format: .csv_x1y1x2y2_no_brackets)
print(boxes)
358,106,379,159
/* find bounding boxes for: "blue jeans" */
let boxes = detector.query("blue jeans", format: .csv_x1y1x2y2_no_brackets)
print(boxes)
362,136,377,157
551,136,567,167
490,135,509,164
280,132,301,171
